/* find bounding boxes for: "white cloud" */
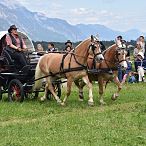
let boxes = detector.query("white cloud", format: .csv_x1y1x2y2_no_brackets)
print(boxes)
18,0,146,32
68,7,123,27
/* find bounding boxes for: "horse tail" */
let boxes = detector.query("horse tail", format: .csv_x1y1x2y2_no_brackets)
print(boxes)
34,59,43,90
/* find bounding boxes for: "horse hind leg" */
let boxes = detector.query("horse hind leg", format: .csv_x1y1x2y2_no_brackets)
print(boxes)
74,79,85,101
41,78,62,104
61,78,73,106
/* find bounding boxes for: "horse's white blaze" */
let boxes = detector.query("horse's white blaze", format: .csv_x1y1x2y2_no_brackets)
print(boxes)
96,54,104,61
120,54,127,68
120,61,127,68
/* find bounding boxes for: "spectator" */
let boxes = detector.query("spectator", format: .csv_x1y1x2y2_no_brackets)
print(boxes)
121,57,132,84
137,36,145,55
134,42,144,72
116,35,126,82
128,72,137,83
135,52,146,82
64,40,73,52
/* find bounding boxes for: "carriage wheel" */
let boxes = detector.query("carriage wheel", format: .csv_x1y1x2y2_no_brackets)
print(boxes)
8,79,24,102
0,86,2,100
47,83,61,100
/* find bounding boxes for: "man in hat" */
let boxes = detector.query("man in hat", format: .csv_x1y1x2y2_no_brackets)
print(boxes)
64,40,73,52
5,25,28,69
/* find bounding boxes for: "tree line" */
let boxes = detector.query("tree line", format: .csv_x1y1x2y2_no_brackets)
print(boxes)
33,40,136,52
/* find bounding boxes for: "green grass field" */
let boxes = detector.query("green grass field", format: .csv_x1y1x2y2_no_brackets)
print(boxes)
0,83,146,146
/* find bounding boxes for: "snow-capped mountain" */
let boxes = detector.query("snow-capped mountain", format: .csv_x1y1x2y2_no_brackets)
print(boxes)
0,0,145,41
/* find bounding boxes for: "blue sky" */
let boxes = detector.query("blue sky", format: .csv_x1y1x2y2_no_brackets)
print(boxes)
19,0,146,32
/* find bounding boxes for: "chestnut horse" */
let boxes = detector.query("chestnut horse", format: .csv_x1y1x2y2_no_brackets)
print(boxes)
34,35,104,105
75,43,127,105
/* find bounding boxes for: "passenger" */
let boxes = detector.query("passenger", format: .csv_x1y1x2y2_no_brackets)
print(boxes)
47,42,56,52
64,40,73,52
5,25,28,69
36,43,44,52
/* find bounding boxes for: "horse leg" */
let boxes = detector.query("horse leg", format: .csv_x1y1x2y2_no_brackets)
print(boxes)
74,79,86,101
82,75,94,106
48,83,62,103
111,76,122,100
61,78,73,106
98,77,106,105
40,83,48,101
41,78,62,103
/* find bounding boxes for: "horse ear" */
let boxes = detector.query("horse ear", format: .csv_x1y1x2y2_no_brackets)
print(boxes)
91,35,94,42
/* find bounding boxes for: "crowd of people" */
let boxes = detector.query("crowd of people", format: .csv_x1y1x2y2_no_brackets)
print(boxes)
117,35,146,83
3,24,146,83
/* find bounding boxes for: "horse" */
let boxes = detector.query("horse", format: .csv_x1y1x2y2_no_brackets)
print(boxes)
34,35,104,106
74,42,127,105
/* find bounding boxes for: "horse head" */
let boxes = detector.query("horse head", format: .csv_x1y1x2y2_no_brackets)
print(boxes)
88,35,104,62
115,47,127,69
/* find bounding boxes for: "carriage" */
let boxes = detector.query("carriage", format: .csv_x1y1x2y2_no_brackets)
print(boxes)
0,31,61,102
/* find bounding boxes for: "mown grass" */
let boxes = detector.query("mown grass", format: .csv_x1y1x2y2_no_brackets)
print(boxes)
0,83,146,146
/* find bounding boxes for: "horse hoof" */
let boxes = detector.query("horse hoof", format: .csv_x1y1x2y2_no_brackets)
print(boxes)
100,101,106,105
111,94,119,100
60,102,66,106
57,99,62,104
79,98,84,102
40,97,46,101
88,101,94,106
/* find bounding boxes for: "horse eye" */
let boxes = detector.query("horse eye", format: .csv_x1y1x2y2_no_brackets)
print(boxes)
96,41,100,43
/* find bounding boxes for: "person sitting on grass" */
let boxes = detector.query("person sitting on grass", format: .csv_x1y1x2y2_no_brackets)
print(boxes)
128,71,137,83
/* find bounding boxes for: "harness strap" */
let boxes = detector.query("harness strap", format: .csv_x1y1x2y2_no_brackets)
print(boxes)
73,54,87,68
69,53,73,69
34,66,86,82
60,53,68,71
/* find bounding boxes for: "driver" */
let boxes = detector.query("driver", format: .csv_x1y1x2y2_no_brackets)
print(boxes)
5,25,28,69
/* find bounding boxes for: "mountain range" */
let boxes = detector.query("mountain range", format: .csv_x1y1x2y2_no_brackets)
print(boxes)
0,0,145,42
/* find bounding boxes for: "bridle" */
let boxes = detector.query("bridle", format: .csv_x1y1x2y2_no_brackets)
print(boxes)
115,47,127,65
103,47,127,70
88,40,102,60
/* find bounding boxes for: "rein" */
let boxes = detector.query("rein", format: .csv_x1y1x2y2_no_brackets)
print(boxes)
34,66,86,82
97,48,126,73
